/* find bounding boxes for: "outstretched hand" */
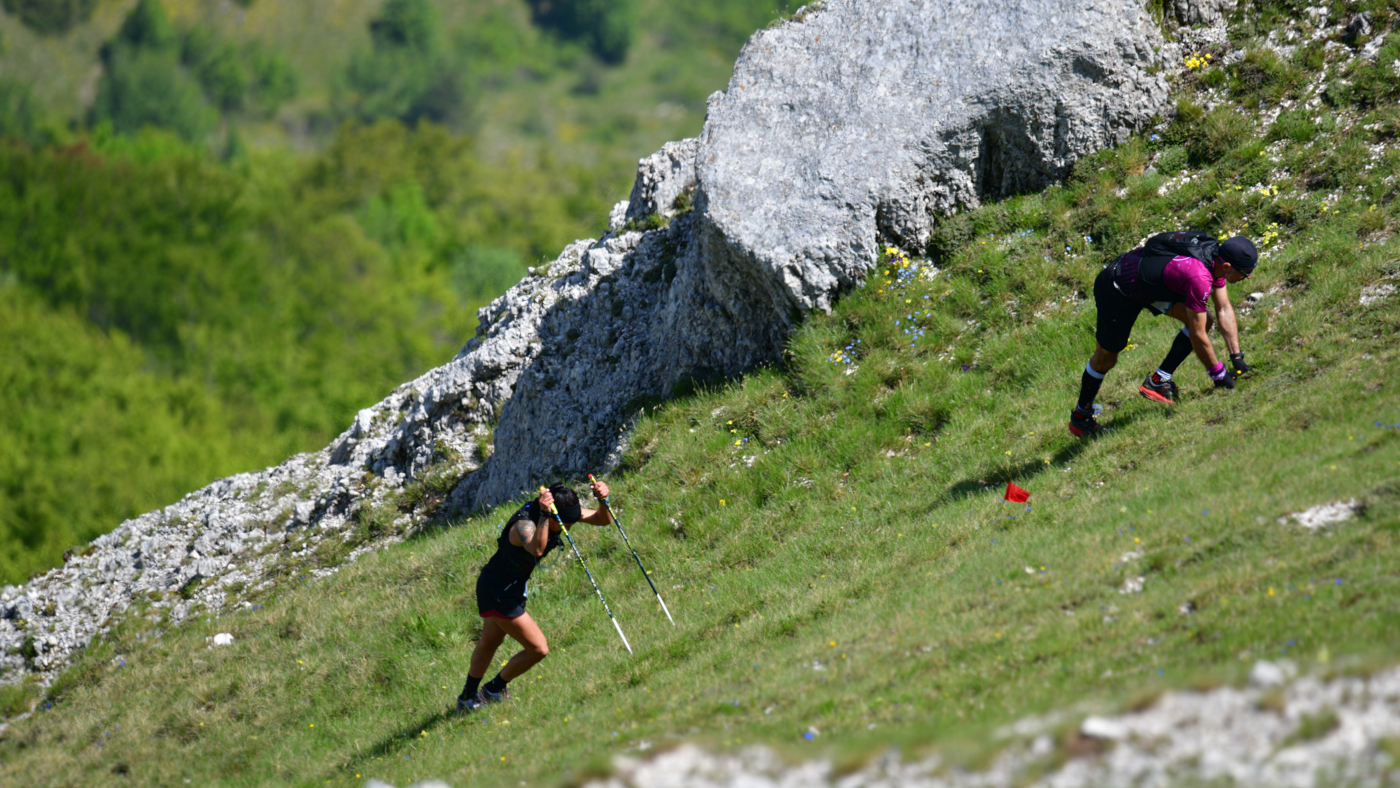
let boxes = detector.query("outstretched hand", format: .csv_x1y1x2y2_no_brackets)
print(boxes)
1230,352,1251,376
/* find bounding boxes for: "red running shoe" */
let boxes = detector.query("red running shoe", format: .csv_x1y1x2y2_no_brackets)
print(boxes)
1138,372,1179,405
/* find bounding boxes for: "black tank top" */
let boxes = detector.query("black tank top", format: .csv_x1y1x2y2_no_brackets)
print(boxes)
478,503,563,593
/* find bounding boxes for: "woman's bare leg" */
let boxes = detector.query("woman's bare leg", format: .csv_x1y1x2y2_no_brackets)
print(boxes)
468,616,508,679
492,612,550,681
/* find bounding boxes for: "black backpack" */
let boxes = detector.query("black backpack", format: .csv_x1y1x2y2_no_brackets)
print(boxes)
1142,231,1219,269
1108,230,1219,310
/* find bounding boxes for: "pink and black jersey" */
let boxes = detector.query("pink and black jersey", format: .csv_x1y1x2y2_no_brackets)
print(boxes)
1160,255,1227,313
1110,247,1222,313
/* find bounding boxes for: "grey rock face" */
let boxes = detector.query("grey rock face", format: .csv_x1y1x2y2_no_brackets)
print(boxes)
1171,0,1237,27
0,0,1172,687
696,0,1167,317
625,139,700,223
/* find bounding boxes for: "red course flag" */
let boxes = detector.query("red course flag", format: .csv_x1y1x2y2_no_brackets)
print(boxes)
1004,482,1031,503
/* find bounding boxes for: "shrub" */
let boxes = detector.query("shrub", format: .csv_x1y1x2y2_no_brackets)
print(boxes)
1231,48,1303,105
0,680,35,716
1346,33,1400,108
1154,145,1189,175
1270,109,1320,143
927,212,975,262
1161,98,1204,147
1188,107,1253,165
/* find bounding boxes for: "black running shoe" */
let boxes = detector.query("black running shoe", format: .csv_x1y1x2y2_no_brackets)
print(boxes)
456,693,485,713
1138,372,1179,405
1069,404,1106,437
479,686,512,705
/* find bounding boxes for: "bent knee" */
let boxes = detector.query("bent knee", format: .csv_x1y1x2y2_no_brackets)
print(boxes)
1089,353,1118,373
531,643,549,660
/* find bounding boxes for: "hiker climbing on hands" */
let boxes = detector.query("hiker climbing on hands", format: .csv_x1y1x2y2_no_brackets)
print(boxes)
456,479,612,712
1070,231,1259,437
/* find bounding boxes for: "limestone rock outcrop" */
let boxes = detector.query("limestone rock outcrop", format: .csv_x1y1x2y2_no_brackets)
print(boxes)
1,0,1171,686
697,0,1167,317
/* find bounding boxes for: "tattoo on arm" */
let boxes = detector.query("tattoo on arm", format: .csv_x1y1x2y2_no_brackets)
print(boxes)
514,519,536,545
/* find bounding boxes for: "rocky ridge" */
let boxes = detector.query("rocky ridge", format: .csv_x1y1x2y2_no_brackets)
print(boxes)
572,663,1400,788
359,663,1400,788
2,0,1174,686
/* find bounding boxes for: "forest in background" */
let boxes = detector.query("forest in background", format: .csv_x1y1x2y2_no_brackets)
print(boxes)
0,0,804,585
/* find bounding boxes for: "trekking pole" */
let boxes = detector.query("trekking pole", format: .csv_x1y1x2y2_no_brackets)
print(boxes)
539,487,633,655
591,474,675,625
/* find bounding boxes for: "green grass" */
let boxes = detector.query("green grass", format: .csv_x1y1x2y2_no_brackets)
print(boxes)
3,5,1400,787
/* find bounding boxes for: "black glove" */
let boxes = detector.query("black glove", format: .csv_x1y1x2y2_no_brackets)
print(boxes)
1214,372,1236,390
1230,352,1250,376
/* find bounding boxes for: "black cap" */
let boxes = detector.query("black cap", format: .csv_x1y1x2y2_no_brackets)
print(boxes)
1219,236,1258,273
547,484,583,524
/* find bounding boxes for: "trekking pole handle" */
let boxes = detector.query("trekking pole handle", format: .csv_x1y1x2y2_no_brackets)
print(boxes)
589,474,633,539
538,486,571,535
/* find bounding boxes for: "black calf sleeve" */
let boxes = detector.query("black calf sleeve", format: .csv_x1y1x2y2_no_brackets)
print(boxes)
1159,330,1194,375
1077,368,1105,412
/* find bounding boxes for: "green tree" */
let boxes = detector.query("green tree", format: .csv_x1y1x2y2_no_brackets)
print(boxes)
112,0,177,52
246,43,299,116
91,0,214,141
0,287,243,584
193,41,249,112
345,0,467,127
0,77,38,142
183,28,298,118
528,0,637,65
1,0,94,36
369,0,441,52
91,46,217,141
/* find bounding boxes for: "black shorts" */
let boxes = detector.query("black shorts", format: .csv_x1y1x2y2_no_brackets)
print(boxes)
475,572,526,619
1094,267,1171,353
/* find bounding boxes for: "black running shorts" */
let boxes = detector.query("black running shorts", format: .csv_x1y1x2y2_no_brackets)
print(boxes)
1094,267,1147,354
475,573,526,619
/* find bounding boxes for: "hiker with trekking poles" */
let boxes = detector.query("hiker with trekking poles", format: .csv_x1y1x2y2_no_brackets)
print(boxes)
456,481,612,711
455,476,672,712
1070,231,1259,437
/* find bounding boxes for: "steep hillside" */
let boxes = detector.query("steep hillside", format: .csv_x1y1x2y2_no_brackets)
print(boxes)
1,0,1399,786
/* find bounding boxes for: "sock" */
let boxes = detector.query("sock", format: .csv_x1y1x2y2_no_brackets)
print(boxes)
483,673,509,694
460,675,482,700
1154,368,1172,382
1077,362,1106,413
1159,328,1193,376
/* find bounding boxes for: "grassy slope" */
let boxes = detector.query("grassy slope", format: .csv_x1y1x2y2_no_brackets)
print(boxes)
4,10,1400,788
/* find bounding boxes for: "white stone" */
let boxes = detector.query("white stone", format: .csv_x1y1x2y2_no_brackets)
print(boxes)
1249,659,1297,688
1081,715,1130,740
1284,499,1361,530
